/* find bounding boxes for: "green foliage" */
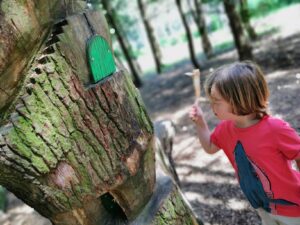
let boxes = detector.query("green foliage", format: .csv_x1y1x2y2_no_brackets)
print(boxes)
159,38,168,47
248,0,300,18
170,38,179,46
193,30,200,38
159,37,179,48
202,0,222,4
208,14,223,33
180,34,188,42
214,40,234,53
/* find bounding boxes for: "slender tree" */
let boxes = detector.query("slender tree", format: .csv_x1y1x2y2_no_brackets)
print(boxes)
175,0,200,68
239,0,257,40
137,0,163,74
89,0,143,87
0,1,203,224
223,0,253,60
0,186,7,211
188,0,213,58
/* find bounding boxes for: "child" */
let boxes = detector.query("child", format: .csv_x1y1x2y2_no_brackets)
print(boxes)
189,61,300,225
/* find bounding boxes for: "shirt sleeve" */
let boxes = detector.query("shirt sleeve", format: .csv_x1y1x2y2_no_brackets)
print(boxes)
275,119,300,160
210,121,226,149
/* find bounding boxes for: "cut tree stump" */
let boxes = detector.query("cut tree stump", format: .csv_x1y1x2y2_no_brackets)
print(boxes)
0,1,203,224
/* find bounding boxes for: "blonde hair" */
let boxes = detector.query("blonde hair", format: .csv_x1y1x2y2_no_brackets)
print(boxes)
205,61,269,118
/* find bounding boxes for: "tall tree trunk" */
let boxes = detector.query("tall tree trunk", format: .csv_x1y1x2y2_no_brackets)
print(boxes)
175,0,201,68
90,0,143,88
137,0,163,74
0,186,7,211
0,1,202,224
239,0,257,40
189,0,213,58
223,0,253,61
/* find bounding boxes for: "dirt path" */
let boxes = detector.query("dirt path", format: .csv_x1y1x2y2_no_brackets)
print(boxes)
140,32,300,225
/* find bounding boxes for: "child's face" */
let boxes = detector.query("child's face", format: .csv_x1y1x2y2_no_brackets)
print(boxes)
210,84,235,120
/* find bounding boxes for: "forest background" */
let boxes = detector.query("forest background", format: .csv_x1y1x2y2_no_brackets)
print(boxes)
1,0,300,224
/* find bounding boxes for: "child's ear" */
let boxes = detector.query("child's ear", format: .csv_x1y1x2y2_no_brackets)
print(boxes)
230,104,238,115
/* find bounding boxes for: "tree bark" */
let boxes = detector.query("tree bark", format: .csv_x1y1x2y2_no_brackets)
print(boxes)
190,0,213,58
0,0,85,114
223,0,253,60
175,0,201,69
239,0,257,40
0,10,155,223
0,1,202,224
137,0,163,74
0,186,7,211
132,170,203,225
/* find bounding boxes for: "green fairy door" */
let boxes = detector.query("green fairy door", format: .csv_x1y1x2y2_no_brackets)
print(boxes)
87,35,116,83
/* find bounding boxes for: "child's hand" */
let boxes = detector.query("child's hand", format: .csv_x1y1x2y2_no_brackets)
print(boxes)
189,102,204,124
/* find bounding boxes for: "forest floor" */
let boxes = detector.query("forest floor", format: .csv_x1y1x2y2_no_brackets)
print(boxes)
1,4,300,225
139,13,300,225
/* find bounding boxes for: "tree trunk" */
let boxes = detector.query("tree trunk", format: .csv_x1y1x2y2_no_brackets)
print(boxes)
0,1,202,224
175,0,201,68
0,186,7,211
191,0,213,58
239,0,257,40
90,0,143,88
137,0,163,74
0,0,85,115
0,9,155,224
132,170,203,225
223,0,253,60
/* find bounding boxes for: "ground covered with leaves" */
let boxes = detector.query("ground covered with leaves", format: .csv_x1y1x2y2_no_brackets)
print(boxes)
140,30,300,225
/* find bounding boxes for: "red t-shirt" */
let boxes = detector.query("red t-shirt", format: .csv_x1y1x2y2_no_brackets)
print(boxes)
211,115,300,217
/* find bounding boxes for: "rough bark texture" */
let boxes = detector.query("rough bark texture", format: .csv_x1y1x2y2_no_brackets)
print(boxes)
239,0,257,40
132,171,202,225
175,0,200,69
137,0,163,74
0,1,202,225
223,0,253,60
0,0,85,114
192,0,213,58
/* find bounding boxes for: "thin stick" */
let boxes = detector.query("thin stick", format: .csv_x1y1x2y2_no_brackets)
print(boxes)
185,69,207,104
192,69,200,103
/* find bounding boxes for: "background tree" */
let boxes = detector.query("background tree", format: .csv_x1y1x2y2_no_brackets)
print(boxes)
239,0,257,40
89,0,143,87
188,0,213,58
137,0,163,74
175,0,201,68
0,186,7,212
223,0,253,60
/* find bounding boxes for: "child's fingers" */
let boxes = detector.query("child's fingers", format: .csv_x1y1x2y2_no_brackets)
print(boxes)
189,109,199,122
189,108,198,116
189,111,196,118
